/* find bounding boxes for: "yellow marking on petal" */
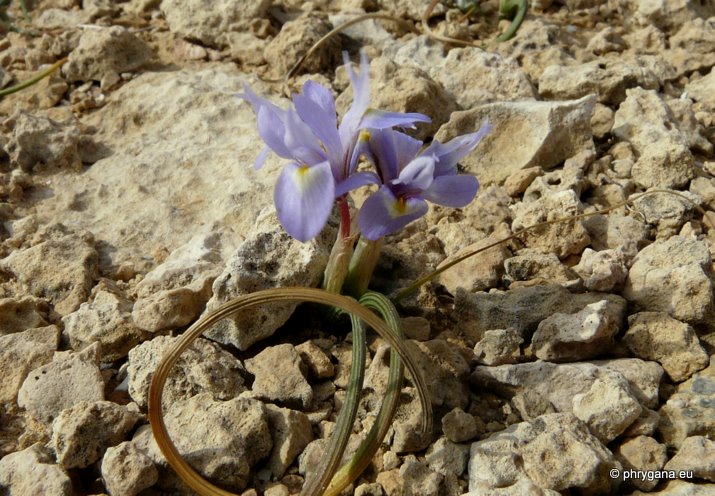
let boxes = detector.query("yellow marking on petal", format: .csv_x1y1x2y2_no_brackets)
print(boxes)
386,196,408,218
359,130,371,142
293,165,314,193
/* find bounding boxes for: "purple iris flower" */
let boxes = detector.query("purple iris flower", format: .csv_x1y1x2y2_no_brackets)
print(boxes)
358,120,492,241
238,53,431,242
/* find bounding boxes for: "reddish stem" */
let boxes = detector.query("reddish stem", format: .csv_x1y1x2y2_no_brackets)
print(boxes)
338,197,351,239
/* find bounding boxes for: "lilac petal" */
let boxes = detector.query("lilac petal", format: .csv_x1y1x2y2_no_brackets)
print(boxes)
256,105,292,159
422,174,479,208
283,109,326,165
254,146,270,170
274,161,335,242
422,119,492,176
237,84,284,116
293,82,341,157
335,171,380,197
358,187,428,240
339,52,371,146
361,109,431,130
394,156,435,191
367,129,423,183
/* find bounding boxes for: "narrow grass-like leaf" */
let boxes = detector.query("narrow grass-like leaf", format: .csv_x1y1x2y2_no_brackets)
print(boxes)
0,57,66,97
148,287,432,496
324,291,406,496
301,314,366,496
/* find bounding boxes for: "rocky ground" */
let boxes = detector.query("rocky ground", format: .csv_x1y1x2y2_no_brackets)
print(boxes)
1,0,715,495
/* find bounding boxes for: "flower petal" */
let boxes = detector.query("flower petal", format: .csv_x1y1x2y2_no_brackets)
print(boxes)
274,161,335,242
358,187,428,240
361,109,431,130
422,174,479,208
256,105,292,159
367,129,423,183
339,52,371,146
283,109,326,165
422,119,492,176
293,81,341,158
394,156,435,191
254,146,270,170
335,171,380,197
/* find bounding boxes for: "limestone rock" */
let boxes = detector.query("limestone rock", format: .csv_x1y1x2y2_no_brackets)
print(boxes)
572,373,643,443
522,166,589,203
539,59,659,104
573,248,629,292
455,284,625,342
613,88,695,189
434,96,596,186
18,342,104,423
616,0,713,32
0,223,98,316
441,407,479,443
468,413,620,494
3,111,85,172
63,281,146,362
582,213,649,256
391,387,432,453
628,189,701,236
614,435,668,491
132,234,222,332
531,299,626,362
664,436,715,482
204,211,333,350
63,26,152,87
437,235,510,293
0,296,48,336
263,404,313,479
0,325,59,406
625,312,709,382
504,167,543,197
504,252,579,287
425,437,468,477
126,335,245,409
0,443,73,495
35,65,278,275
686,70,715,112
510,190,591,259
147,393,272,492
101,441,158,496
161,0,270,48
406,339,470,409
244,344,313,409
623,236,714,325
264,15,340,77
295,341,334,379
473,328,523,366
51,400,143,469
658,358,715,448
399,456,443,496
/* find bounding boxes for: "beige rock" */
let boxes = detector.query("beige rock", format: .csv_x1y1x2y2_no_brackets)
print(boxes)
0,296,49,336
35,65,278,275
623,236,714,325
51,400,143,469
539,59,659,104
586,26,626,55
101,441,158,496
435,96,595,186
504,252,579,287
438,234,510,293
573,248,629,292
245,344,313,409
264,15,340,77
623,25,667,54
628,189,701,233
628,480,715,495
686,70,715,112
400,456,443,496
532,299,626,362
126,335,245,409
391,387,432,453
0,443,73,495
664,436,715,482
504,167,543,197
625,312,709,382
441,407,479,443
582,213,649,255
3,111,86,172
204,211,333,350
510,190,591,259
658,358,715,448
161,0,270,48
295,341,334,379
615,435,668,491
63,281,146,362
572,374,643,443
263,404,313,479
63,26,152,86
473,328,523,366
469,413,620,494
522,167,589,203
616,0,713,32
622,408,661,437
132,234,222,332
0,325,59,406
18,342,104,423
407,339,470,409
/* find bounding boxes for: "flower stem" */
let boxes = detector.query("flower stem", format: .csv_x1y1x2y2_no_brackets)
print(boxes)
323,199,356,294
342,236,383,298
